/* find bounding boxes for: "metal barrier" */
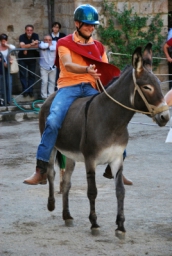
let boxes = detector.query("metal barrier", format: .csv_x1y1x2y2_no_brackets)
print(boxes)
108,51,172,77
0,48,171,107
1,48,53,107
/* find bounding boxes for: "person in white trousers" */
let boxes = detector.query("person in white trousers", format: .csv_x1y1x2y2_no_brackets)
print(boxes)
39,35,56,99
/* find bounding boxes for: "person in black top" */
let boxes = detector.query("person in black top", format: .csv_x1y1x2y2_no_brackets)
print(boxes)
51,22,66,42
51,22,66,88
18,24,39,97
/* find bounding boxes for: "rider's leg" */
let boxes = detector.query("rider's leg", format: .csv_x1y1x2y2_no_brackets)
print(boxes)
23,85,82,185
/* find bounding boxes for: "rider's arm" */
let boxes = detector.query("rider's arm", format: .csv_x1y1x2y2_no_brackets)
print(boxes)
58,46,101,79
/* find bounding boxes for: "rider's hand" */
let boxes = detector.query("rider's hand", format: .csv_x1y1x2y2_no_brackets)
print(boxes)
87,64,101,80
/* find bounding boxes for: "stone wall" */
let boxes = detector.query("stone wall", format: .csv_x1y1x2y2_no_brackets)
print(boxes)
0,0,49,46
0,0,170,47
0,0,171,94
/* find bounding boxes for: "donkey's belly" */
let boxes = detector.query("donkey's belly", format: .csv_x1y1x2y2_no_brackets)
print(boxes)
96,144,125,165
57,148,85,162
57,144,125,165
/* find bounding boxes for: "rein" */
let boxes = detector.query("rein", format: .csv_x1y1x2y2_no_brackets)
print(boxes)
96,68,169,117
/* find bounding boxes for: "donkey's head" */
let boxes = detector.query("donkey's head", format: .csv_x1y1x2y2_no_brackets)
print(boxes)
131,43,170,126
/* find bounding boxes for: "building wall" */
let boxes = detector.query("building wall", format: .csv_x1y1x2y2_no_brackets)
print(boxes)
0,0,170,45
0,0,49,46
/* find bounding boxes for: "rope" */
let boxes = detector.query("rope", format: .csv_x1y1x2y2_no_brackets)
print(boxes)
96,69,169,117
96,78,151,115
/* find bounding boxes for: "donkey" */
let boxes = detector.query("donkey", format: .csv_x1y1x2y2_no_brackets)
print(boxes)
39,43,170,237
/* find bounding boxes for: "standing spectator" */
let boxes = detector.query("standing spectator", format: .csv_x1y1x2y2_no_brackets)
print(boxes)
164,12,172,90
51,22,66,42
18,25,39,97
39,35,56,99
51,22,66,88
0,33,15,105
0,52,4,105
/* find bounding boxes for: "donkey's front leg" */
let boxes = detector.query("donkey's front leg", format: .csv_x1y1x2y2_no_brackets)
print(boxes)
47,148,57,212
115,165,126,238
86,162,99,235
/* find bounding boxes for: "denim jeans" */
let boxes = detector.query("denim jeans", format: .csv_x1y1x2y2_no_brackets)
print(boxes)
37,82,99,162
18,59,36,93
0,68,12,104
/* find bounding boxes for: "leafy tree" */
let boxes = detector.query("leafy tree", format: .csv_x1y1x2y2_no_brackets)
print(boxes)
97,1,165,70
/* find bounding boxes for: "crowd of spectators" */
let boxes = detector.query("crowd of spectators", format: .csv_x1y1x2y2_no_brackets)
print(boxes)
0,22,66,105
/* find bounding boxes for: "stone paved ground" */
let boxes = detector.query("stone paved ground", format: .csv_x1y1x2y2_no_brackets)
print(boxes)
0,112,172,256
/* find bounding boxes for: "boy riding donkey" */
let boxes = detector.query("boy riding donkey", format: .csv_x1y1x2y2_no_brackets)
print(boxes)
23,4,132,186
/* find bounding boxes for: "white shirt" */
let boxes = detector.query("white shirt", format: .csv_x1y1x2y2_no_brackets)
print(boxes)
52,32,60,38
39,41,56,70
0,44,15,62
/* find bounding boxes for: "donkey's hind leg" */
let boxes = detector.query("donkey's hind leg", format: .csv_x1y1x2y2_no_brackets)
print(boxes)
47,147,57,212
62,157,75,227
59,168,65,194
56,152,66,194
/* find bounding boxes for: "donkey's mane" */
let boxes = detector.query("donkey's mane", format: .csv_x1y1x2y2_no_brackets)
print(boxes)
106,64,132,89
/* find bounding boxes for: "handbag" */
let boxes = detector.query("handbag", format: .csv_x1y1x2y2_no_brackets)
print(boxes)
10,54,19,74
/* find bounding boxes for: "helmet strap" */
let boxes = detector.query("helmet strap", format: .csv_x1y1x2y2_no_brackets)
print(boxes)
76,23,92,41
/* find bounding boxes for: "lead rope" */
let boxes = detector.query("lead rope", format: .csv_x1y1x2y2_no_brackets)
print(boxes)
96,69,169,117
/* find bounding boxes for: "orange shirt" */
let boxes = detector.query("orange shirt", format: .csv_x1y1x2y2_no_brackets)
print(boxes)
57,31,108,89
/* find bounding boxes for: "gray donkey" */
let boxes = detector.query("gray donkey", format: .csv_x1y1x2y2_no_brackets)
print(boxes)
39,43,170,237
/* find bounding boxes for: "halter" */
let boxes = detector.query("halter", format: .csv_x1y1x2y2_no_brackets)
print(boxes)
96,68,169,118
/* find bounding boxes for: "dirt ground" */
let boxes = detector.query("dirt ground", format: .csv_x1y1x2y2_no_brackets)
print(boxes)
0,112,172,256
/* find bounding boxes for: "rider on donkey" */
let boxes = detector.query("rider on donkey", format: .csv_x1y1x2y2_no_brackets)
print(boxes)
23,4,132,186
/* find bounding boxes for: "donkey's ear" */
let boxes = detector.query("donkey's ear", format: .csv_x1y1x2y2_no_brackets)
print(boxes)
132,46,143,72
143,42,152,55
142,42,153,71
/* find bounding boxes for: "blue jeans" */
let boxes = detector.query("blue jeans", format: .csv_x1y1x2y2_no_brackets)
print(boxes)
18,60,36,93
37,83,99,162
0,68,12,104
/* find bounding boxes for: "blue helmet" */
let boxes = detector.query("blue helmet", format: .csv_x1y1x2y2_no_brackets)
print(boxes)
74,4,99,25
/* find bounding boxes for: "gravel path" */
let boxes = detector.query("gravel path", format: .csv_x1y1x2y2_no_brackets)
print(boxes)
0,113,172,256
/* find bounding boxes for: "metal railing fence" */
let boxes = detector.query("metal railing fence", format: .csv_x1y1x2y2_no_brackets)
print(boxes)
0,48,171,107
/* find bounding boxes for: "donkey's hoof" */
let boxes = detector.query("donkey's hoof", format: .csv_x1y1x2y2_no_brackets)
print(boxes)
115,229,125,240
91,228,100,236
47,198,55,212
65,219,74,227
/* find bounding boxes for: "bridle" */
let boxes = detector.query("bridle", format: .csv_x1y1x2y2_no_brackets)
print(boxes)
96,68,169,118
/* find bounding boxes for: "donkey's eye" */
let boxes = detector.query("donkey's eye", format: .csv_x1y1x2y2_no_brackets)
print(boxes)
142,85,152,91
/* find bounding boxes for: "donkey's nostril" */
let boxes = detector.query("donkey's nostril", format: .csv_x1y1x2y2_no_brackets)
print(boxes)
161,114,165,121
160,112,170,123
